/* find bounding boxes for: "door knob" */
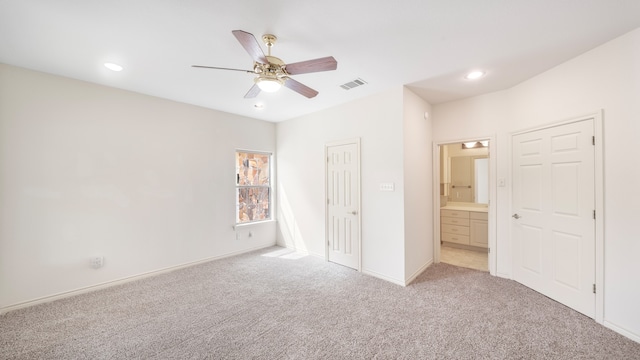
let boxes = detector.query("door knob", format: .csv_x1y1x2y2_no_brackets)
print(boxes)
512,213,521,219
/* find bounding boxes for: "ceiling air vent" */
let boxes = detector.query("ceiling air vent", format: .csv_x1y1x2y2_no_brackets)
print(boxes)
340,78,367,90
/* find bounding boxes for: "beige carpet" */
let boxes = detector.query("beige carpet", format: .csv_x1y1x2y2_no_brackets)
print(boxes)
1,246,639,359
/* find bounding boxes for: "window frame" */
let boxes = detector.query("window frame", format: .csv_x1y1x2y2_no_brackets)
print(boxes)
235,150,272,225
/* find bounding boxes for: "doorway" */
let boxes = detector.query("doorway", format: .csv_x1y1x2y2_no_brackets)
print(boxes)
434,137,496,274
325,138,361,270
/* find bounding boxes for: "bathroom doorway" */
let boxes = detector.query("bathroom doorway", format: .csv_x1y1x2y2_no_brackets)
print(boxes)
434,138,495,273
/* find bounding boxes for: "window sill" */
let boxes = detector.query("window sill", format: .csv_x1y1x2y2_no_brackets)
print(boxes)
233,219,275,230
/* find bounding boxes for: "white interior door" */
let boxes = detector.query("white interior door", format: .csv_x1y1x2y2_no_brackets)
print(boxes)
512,119,595,318
326,141,360,270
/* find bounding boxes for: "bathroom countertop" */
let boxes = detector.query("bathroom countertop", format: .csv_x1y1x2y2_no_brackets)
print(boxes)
440,202,488,213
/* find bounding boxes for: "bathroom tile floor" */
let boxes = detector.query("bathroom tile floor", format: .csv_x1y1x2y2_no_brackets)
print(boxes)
440,245,488,272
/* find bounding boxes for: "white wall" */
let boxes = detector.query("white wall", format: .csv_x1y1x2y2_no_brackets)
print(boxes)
402,88,433,282
276,87,408,284
0,64,277,310
432,27,640,341
433,91,511,275
276,86,434,285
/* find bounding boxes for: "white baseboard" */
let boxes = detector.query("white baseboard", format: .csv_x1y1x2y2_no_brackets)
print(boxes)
405,259,433,285
362,268,405,287
0,244,274,315
604,320,640,344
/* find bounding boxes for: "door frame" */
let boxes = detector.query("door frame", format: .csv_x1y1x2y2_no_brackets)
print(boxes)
324,138,362,271
432,135,497,275
509,111,604,323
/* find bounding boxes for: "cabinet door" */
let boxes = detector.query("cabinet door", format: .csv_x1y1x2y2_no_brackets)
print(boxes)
469,219,488,248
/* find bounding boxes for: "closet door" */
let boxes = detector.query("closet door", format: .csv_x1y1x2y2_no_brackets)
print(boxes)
512,119,595,318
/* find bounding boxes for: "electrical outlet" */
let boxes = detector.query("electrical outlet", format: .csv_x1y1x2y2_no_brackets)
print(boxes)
90,256,104,269
236,230,253,240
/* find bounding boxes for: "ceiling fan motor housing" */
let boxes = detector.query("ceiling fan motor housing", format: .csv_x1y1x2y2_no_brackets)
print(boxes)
254,56,288,80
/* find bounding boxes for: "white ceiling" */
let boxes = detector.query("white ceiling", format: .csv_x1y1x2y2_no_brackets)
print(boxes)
1,0,639,122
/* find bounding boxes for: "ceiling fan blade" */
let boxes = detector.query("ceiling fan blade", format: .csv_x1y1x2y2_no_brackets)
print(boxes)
192,65,253,73
232,30,268,64
285,56,337,75
284,78,319,98
244,84,261,98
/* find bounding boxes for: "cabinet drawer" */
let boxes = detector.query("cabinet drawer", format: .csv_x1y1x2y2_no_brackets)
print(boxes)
441,209,469,219
442,224,470,236
441,217,470,226
470,211,488,220
442,232,470,245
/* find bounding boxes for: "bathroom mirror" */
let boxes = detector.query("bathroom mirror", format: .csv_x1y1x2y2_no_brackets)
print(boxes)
440,141,489,204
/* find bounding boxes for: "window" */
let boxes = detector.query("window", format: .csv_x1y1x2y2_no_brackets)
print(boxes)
236,151,271,224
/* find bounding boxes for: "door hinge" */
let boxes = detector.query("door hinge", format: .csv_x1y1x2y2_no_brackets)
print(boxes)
593,210,596,219
592,284,596,294
327,199,330,204
592,136,595,145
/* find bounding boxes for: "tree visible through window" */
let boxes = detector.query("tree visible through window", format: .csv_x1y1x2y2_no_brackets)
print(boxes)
236,151,271,224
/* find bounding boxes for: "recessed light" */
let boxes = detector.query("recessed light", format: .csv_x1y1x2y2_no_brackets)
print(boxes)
465,70,485,80
104,62,123,72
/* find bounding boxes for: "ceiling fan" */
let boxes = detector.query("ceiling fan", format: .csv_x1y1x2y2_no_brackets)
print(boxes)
192,30,337,99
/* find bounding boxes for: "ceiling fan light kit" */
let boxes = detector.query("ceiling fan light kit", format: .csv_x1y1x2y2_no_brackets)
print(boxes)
255,74,283,92
193,30,337,99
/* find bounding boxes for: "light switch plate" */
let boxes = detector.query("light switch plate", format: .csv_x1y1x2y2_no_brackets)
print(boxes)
379,182,395,191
